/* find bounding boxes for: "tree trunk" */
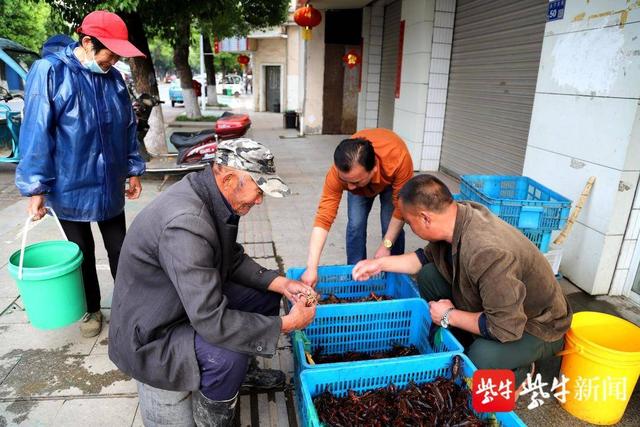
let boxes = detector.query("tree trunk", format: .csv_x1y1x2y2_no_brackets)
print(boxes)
173,20,202,119
203,36,219,106
119,11,168,155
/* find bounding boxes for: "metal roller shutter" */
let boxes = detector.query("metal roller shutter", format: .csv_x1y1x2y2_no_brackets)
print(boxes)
440,0,546,176
378,0,401,130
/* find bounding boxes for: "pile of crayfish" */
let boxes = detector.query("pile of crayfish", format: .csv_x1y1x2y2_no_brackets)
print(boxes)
313,355,487,426
313,378,486,427
311,344,420,364
319,292,393,305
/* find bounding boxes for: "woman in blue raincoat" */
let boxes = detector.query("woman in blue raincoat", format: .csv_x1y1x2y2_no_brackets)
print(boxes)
16,11,146,338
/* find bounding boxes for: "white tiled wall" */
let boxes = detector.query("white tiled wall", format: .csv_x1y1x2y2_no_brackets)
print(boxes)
522,1,640,295
357,2,385,130
611,186,640,296
357,7,369,131
421,0,455,171
392,0,437,167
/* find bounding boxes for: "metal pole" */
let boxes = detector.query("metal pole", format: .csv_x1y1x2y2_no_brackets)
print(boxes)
199,33,206,111
299,36,307,137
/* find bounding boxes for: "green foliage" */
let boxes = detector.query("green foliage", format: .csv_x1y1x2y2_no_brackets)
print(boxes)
186,45,240,76
214,52,240,76
43,0,102,28
39,0,289,86
39,0,290,46
239,0,289,30
200,0,290,40
148,37,173,76
0,0,59,52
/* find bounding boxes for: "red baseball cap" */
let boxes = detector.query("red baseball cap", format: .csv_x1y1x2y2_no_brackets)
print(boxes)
77,11,145,58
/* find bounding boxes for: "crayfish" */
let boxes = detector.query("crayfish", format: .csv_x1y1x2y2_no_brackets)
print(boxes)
298,290,318,307
311,343,420,364
319,291,393,305
313,376,488,426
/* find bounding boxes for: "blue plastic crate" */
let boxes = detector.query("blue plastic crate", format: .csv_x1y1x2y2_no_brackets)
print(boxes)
460,175,571,231
454,195,553,253
298,354,526,427
522,228,552,253
292,299,463,373
286,264,420,303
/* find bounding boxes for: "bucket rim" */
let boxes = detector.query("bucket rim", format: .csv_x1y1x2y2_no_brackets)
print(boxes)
566,312,640,362
8,241,83,280
9,240,80,269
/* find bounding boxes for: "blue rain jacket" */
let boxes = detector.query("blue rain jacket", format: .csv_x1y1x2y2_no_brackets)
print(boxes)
16,44,145,221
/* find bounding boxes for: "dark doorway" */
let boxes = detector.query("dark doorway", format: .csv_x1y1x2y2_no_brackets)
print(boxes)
265,65,281,113
322,9,362,135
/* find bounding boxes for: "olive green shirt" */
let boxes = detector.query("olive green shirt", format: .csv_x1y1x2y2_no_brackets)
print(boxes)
425,202,572,343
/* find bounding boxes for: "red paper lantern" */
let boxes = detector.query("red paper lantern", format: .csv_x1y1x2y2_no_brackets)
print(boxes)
294,3,322,41
342,49,361,69
237,54,250,65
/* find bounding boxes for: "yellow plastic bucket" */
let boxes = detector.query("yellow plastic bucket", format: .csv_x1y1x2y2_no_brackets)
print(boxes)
559,311,640,425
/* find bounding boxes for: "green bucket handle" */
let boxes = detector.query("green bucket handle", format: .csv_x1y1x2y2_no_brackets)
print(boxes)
18,207,68,280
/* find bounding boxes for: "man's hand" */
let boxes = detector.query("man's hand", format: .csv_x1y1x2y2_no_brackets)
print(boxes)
300,267,318,288
126,176,142,199
281,299,316,333
352,259,382,281
28,195,47,220
428,299,455,325
282,279,318,305
373,245,391,259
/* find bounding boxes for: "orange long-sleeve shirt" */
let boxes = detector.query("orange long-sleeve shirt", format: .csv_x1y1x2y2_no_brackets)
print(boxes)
313,128,414,231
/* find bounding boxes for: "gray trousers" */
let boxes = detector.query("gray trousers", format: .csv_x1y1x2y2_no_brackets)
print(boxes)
137,382,195,427
137,381,238,427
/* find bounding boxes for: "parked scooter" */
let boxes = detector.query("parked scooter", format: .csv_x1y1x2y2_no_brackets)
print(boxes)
129,79,252,173
169,112,251,166
144,113,251,173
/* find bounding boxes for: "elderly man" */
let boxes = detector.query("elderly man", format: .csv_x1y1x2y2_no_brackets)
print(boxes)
353,174,572,387
301,128,414,287
109,139,316,426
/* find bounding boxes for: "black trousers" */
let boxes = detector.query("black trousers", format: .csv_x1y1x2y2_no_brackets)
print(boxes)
59,212,126,313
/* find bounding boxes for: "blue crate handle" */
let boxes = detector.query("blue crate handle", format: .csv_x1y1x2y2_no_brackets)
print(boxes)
518,205,544,229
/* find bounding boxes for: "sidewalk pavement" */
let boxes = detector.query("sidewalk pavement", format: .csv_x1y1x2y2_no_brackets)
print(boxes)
0,111,639,426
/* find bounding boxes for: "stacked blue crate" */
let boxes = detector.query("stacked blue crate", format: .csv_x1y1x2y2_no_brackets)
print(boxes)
287,265,476,426
459,175,572,252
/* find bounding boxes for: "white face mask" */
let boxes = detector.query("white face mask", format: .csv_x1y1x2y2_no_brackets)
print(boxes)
84,59,109,74
79,43,110,74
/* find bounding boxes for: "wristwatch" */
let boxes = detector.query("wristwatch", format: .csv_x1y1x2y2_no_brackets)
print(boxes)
440,307,456,329
382,239,393,249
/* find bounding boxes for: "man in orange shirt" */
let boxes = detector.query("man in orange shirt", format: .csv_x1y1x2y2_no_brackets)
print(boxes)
301,128,414,286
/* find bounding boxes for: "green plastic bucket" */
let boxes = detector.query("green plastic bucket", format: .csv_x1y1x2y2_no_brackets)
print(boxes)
8,210,86,329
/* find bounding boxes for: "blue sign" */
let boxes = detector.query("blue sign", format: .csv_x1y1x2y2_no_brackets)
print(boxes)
548,0,565,21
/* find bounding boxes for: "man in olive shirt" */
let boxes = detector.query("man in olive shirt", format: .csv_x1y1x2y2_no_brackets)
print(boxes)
353,174,572,385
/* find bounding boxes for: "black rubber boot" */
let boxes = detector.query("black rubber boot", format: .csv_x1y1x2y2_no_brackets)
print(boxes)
241,356,286,391
192,391,237,427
